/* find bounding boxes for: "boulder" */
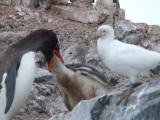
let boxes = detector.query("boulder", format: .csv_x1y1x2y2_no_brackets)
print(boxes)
0,0,12,6
49,79,160,120
51,5,109,24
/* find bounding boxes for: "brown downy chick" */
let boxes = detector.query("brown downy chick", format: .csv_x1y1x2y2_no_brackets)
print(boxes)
51,55,111,110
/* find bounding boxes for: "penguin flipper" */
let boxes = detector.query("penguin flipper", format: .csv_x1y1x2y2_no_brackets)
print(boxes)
5,61,20,113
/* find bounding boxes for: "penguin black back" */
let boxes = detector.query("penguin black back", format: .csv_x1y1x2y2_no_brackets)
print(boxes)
11,29,59,63
0,29,59,80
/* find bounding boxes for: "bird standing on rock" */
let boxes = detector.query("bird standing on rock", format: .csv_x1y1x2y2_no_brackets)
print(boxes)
51,55,110,110
96,25,160,86
0,29,63,120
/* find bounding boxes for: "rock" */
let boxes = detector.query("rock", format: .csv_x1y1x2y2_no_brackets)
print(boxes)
35,68,52,81
63,42,85,64
11,0,31,6
22,0,31,6
118,8,125,20
0,17,5,28
51,5,109,24
0,0,12,6
49,79,160,120
0,31,27,40
0,31,28,47
148,25,160,35
148,25,160,41
114,20,147,45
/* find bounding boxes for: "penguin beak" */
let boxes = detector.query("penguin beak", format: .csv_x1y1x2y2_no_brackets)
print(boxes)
48,50,64,71
54,50,64,63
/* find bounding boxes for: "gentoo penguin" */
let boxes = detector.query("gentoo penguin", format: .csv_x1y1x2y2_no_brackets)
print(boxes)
51,55,111,110
96,25,160,86
113,0,120,8
0,29,63,120
92,0,98,7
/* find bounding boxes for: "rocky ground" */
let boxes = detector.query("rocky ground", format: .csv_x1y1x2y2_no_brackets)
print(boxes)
0,0,160,120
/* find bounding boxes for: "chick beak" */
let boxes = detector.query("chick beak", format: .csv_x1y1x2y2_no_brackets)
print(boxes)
94,31,101,40
48,50,64,71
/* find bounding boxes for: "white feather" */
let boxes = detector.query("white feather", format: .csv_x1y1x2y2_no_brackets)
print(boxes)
67,0,71,4
97,25,160,83
0,51,36,120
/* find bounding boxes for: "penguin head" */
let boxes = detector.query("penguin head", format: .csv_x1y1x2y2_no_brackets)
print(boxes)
13,29,64,72
33,29,64,71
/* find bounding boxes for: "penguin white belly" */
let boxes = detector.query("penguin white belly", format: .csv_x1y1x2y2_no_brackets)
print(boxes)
0,51,36,120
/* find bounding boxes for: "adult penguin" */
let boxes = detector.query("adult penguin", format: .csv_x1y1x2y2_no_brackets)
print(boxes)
0,29,63,120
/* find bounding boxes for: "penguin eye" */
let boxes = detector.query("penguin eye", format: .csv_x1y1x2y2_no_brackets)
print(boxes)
56,44,59,49
103,30,106,33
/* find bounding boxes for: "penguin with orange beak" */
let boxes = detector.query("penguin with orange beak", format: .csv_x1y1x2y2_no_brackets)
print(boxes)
0,29,63,120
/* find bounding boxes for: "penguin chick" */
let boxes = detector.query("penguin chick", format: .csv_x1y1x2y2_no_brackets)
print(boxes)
52,55,111,110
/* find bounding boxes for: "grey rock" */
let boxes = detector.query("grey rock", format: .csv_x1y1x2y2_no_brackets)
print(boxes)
145,25,160,52
114,20,147,45
0,0,11,6
0,31,28,51
51,5,109,24
49,79,160,120
11,0,30,6
0,17,5,28
118,8,125,20
63,42,86,64
35,68,53,82
0,31,27,41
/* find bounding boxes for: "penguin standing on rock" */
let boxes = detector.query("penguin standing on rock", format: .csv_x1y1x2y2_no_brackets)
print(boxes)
0,29,63,120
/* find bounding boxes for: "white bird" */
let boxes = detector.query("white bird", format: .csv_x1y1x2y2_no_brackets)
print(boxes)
96,25,160,85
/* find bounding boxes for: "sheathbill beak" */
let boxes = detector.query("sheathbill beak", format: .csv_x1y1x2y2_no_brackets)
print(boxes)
94,31,101,40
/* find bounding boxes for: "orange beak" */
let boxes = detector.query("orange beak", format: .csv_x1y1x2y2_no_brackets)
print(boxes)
48,50,64,71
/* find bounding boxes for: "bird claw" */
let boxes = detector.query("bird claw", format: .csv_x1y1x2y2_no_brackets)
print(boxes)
116,88,133,105
116,83,142,105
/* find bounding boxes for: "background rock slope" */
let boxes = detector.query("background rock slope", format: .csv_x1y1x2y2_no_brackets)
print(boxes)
0,0,160,120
